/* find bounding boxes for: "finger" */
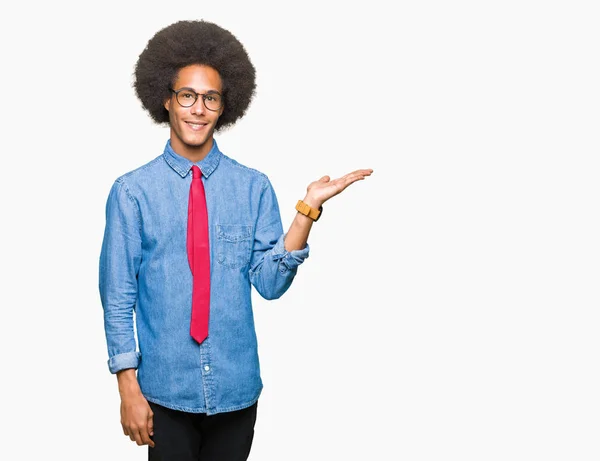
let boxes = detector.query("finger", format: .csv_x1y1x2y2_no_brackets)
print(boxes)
147,413,155,448
127,428,137,442
140,425,155,448
335,175,367,190
348,170,373,181
148,412,154,437
338,173,366,185
132,428,144,446
338,171,369,182
354,169,373,177
344,169,372,177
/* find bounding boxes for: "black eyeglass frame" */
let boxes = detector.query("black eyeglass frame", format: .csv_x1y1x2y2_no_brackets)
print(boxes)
169,87,224,111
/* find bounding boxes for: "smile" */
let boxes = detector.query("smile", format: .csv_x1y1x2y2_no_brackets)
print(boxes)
186,122,207,131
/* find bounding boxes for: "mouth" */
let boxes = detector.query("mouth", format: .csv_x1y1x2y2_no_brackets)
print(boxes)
185,121,208,132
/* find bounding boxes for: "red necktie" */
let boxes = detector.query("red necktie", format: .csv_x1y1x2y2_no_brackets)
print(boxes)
187,165,210,343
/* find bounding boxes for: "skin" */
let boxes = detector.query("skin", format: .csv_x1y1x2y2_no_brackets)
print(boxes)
163,64,225,163
117,63,373,447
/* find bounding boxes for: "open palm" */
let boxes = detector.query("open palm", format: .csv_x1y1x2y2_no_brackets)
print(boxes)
306,169,373,206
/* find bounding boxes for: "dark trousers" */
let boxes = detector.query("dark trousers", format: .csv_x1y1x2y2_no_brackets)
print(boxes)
148,400,258,461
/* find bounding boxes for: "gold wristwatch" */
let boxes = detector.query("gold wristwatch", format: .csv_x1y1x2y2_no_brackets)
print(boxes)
295,200,323,222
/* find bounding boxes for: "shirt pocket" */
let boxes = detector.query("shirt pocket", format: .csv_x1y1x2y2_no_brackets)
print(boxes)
215,224,253,269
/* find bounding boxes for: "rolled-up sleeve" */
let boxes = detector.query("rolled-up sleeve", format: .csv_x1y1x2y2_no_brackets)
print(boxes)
98,178,142,374
249,177,310,300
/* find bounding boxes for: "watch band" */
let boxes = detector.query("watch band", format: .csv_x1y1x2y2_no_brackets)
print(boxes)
295,200,323,222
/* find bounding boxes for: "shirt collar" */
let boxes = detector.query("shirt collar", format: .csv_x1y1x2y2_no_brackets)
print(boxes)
162,138,222,178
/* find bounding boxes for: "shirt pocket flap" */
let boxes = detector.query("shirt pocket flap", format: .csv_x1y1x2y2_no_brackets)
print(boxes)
216,224,252,242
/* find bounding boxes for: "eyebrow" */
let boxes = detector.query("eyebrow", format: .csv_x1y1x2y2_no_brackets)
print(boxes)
176,86,221,94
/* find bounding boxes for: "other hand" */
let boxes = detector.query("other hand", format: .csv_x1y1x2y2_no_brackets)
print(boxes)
304,169,373,208
120,393,155,448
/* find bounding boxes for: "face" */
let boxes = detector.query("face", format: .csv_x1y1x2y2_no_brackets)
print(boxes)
164,64,224,160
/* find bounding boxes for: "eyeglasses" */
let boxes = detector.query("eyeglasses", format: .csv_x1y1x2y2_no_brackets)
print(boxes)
169,88,223,111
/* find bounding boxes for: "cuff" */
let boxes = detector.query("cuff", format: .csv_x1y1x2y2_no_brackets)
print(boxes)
108,351,141,374
271,233,310,271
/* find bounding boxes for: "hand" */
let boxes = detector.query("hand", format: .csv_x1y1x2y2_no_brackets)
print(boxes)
120,393,155,448
303,169,374,208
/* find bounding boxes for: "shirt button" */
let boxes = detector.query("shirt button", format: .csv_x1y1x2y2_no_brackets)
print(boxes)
204,365,210,372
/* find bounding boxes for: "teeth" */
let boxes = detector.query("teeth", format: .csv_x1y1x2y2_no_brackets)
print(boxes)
187,122,206,130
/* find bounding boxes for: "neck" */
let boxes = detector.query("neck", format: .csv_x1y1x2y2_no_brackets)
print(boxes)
170,136,214,163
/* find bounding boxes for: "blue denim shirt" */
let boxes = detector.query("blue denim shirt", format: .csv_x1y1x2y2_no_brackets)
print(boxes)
98,139,310,415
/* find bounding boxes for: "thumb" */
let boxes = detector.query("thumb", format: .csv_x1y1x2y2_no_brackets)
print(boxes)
148,413,154,436
319,175,330,182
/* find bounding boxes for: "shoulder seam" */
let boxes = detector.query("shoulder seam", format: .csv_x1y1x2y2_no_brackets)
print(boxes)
220,154,269,182
120,155,163,179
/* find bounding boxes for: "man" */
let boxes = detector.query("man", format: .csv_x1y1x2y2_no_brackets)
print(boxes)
99,19,373,460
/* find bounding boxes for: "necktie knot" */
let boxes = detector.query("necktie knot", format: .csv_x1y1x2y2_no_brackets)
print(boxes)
191,165,202,179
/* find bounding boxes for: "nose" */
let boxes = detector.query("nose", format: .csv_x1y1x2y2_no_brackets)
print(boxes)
190,97,206,115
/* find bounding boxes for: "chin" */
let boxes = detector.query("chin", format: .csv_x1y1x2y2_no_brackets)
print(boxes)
182,135,209,148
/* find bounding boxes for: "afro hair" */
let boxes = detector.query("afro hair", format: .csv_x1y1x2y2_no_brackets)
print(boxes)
134,20,256,131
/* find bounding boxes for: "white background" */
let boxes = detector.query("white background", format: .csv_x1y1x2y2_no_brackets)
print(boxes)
1,1,598,459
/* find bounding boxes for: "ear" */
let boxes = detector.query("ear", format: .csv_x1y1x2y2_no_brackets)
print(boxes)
164,97,171,112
